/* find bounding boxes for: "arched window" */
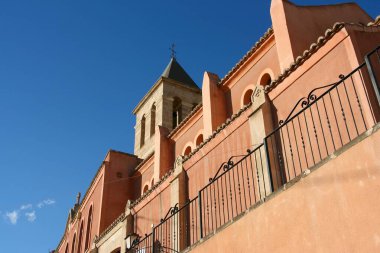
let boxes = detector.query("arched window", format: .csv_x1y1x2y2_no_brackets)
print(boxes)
110,247,121,253
195,134,204,146
143,184,149,194
77,221,84,253
150,104,156,137
243,89,253,106
71,234,76,253
151,178,154,188
260,73,272,86
184,146,192,156
140,115,146,148
84,206,93,252
65,243,69,253
172,97,182,129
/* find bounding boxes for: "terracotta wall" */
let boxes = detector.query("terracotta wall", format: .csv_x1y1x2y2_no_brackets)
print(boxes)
174,115,204,157
184,109,253,200
57,168,105,253
100,152,140,232
225,44,281,116
186,125,380,253
133,156,155,196
133,184,171,236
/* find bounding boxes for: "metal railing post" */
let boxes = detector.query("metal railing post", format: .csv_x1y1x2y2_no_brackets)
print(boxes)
198,192,203,239
263,137,274,192
365,52,380,107
152,226,155,253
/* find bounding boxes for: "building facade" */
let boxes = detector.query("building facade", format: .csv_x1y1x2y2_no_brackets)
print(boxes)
55,1,380,252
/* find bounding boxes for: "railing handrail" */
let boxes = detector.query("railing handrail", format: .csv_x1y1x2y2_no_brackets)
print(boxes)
155,197,198,228
199,143,264,193
266,61,367,138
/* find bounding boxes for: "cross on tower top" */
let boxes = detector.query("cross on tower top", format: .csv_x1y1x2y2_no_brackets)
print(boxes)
169,43,176,59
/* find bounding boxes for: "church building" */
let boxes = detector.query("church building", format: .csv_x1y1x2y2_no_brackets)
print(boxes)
54,1,380,252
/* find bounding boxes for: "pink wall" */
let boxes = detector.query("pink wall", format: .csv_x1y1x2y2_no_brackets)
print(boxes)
186,125,380,253
226,43,281,115
57,151,140,253
271,0,372,70
184,109,253,200
57,167,105,253
174,116,204,157
133,184,171,236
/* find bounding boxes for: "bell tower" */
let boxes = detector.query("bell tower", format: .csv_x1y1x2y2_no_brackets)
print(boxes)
133,57,202,159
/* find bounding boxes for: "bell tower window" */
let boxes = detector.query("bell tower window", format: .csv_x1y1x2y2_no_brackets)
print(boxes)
140,115,146,148
150,104,156,137
172,97,182,129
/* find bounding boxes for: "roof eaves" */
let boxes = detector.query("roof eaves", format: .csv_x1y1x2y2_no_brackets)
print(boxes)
218,27,274,86
264,22,345,93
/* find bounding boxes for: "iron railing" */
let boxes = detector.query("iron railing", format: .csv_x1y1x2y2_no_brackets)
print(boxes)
264,45,380,190
129,45,380,253
198,144,267,238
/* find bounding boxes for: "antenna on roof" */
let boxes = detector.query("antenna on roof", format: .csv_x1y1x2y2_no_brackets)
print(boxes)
169,43,176,59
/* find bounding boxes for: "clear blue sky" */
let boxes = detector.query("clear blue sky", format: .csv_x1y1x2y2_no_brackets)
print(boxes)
0,0,377,252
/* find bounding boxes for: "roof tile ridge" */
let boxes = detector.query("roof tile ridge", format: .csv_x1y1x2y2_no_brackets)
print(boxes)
368,15,380,26
182,102,252,163
218,27,274,86
130,168,175,208
95,212,126,244
264,22,345,93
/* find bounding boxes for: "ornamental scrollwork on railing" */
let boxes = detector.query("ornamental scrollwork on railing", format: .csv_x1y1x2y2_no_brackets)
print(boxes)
278,75,344,126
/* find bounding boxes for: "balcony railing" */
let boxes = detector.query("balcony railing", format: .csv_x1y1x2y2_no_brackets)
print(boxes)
129,45,380,253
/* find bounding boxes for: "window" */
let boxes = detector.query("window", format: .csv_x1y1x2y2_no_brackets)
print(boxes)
260,73,272,86
71,234,76,253
172,97,182,129
150,104,156,137
184,146,192,156
151,178,154,188
195,134,204,146
140,115,146,148
65,243,69,253
77,221,84,253
143,184,149,194
84,206,93,251
243,89,253,106
110,248,121,253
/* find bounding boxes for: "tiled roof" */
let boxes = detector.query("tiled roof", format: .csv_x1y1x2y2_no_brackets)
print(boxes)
130,169,174,208
162,57,200,89
368,15,380,26
264,22,345,93
264,18,380,93
95,213,126,244
183,102,252,163
218,28,274,86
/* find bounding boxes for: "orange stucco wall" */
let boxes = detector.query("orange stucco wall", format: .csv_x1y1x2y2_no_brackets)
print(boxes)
184,109,253,200
133,183,171,236
225,41,281,115
186,125,380,253
174,115,204,158
57,167,105,253
57,151,140,253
